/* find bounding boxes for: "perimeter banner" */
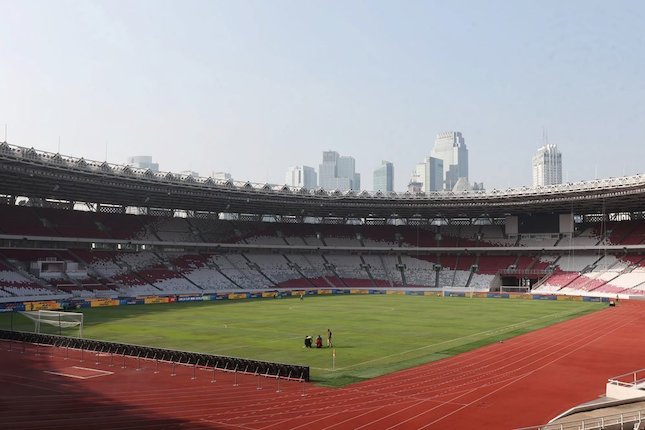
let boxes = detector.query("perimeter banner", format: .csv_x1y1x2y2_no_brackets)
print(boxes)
0,303,26,312
582,296,608,302
509,293,532,300
424,291,442,297
144,296,170,305
25,301,61,311
120,298,139,305
405,290,424,296
532,295,557,300
444,292,466,297
89,298,120,308
556,295,582,301
176,295,204,302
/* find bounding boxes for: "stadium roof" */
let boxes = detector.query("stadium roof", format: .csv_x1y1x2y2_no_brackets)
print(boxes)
2,142,645,219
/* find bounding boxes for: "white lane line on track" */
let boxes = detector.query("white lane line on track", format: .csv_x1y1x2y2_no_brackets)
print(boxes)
331,309,586,371
403,312,642,430
315,307,627,430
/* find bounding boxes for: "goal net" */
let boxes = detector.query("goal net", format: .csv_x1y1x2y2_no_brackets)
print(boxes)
499,285,531,294
20,310,84,338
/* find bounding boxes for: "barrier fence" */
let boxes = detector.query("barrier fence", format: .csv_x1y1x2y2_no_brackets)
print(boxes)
608,368,645,388
516,409,644,430
0,329,309,381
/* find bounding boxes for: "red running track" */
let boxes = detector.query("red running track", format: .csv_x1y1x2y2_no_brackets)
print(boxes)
1,301,645,430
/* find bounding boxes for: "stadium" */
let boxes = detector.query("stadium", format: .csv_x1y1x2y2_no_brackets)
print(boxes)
1,141,645,429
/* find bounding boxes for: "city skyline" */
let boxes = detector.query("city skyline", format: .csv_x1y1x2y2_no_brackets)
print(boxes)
1,1,644,191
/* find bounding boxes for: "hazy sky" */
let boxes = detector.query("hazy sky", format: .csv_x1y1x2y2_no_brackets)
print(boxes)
1,0,644,191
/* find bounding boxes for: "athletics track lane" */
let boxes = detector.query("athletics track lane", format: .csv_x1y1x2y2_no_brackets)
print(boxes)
0,301,644,429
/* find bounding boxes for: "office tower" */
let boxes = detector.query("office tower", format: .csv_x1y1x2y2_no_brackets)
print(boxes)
426,157,443,192
319,151,339,190
127,156,159,172
212,172,232,181
179,170,199,178
318,151,360,191
373,161,394,192
407,180,423,193
532,144,562,187
413,156,443,192
430,132,468,191
286,165,317,189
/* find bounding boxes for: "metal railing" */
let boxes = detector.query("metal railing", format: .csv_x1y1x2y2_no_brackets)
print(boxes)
0,329,309,381
517,409,644,430
608,369,645,388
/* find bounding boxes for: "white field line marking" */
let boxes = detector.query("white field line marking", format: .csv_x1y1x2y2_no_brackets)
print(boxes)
44,366,114,380
329,309,582,371
409,313,641,430
314,308,621,430
72,366,113,375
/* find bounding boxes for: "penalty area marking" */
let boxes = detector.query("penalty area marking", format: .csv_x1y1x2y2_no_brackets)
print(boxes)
44,366,114,380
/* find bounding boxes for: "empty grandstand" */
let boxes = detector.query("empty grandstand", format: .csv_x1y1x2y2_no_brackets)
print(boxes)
2,142,645,302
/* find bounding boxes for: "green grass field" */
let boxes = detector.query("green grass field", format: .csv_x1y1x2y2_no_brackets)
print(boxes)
0,295,604,386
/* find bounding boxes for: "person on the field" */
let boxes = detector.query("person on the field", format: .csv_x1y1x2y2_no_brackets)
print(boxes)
327,328,333,347
315,335,323,348
304,335,312,348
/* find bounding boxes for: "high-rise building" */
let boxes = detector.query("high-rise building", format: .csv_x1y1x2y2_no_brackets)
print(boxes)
426,157,443,192
318,151,360,191
212,171,232,181
532,144,562,187
127,155,159,172
407,180,423,193
179,170,199,178
430,132,468,191
412,156,443,192
319,151,339,190
285,165,317,189
373,161,394,192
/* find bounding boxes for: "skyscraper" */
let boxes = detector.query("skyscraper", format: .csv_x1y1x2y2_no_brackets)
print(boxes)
319,151,339,190
430,132,468,191
212,172,232,181
532,144,562,187
127,155,159,172
412,156,443,192
318,151,360,191
285,165,317,189
373,161,394,192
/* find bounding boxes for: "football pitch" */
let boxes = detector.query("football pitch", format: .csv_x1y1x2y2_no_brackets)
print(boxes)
1,295,604,386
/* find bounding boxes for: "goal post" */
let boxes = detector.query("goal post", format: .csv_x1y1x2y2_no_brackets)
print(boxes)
499,285,531,294
20,310,84,338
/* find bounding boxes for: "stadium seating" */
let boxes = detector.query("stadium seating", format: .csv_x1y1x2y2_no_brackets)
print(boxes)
3,204,645,300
